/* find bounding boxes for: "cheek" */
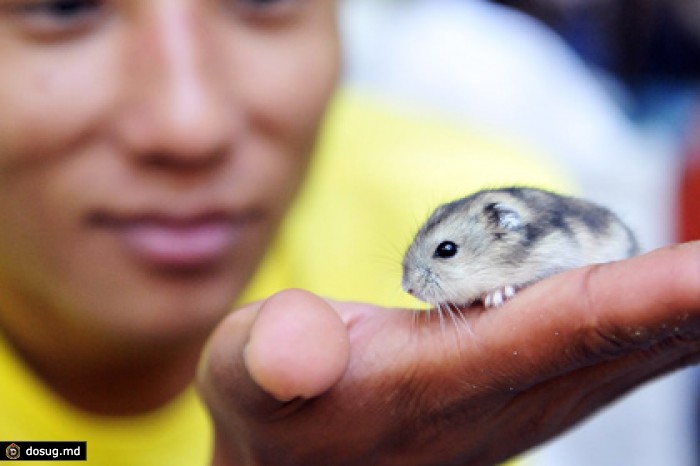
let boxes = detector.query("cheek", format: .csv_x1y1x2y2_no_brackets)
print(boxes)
226,25,341,201
0,56,113,288
255,38,340,149
0,36,116,163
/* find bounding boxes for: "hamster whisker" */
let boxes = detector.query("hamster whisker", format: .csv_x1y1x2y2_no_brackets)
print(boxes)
445,300,472,338
436,302,447,335
443,301,467,342
430,280,470,340
410,307,419,333
460,306,476,338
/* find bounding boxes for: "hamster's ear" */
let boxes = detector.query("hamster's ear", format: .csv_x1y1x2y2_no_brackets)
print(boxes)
485,203,522,230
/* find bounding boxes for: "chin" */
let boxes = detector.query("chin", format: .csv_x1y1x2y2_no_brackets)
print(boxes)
84,270,245,348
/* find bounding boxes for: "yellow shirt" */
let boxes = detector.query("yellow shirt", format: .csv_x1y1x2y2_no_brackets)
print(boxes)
0,89,570,464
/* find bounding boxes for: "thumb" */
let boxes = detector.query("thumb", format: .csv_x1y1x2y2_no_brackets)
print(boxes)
197,289,351,422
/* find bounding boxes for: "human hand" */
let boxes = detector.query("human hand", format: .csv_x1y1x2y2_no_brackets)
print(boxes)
197,241,700,466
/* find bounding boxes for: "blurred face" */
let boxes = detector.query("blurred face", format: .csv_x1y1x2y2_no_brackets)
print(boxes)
0,0,339,353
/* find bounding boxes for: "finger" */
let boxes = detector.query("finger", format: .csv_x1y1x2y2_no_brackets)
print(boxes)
471,241,700,387
197,289,350,422
560,340,700,425
245,289,351,402
496,338,700,455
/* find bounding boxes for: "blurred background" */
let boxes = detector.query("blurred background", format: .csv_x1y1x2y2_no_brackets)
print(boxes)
339,0,700,464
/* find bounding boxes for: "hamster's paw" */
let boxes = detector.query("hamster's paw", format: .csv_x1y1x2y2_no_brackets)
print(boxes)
483,285,517,309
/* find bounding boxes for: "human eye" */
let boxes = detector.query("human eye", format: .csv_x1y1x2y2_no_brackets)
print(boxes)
0,0,107,40
225,0,303,24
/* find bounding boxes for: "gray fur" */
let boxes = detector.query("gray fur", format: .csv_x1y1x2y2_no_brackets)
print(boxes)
402,187,639,308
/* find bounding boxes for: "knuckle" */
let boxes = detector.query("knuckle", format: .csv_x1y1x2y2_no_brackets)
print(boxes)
565,265,637,363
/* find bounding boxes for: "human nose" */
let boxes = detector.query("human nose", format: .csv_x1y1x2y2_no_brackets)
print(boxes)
116,3,236,169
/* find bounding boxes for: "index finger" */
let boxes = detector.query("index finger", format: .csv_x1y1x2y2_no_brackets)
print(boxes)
472,240,700,387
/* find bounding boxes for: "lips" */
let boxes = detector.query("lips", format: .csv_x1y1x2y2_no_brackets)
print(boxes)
90,210,255,271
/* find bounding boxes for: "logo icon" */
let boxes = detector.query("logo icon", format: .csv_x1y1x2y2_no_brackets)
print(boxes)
5,443,20,460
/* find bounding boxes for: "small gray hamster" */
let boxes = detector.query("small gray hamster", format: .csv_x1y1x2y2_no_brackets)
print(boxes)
402,187,639,309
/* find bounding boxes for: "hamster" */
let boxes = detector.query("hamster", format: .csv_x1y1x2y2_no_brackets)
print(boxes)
402,187,639,309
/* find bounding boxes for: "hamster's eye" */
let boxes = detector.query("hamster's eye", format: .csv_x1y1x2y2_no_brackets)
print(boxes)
434,241,458,259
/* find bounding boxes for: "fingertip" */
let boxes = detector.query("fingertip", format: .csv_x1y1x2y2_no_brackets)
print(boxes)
244,289,351,402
